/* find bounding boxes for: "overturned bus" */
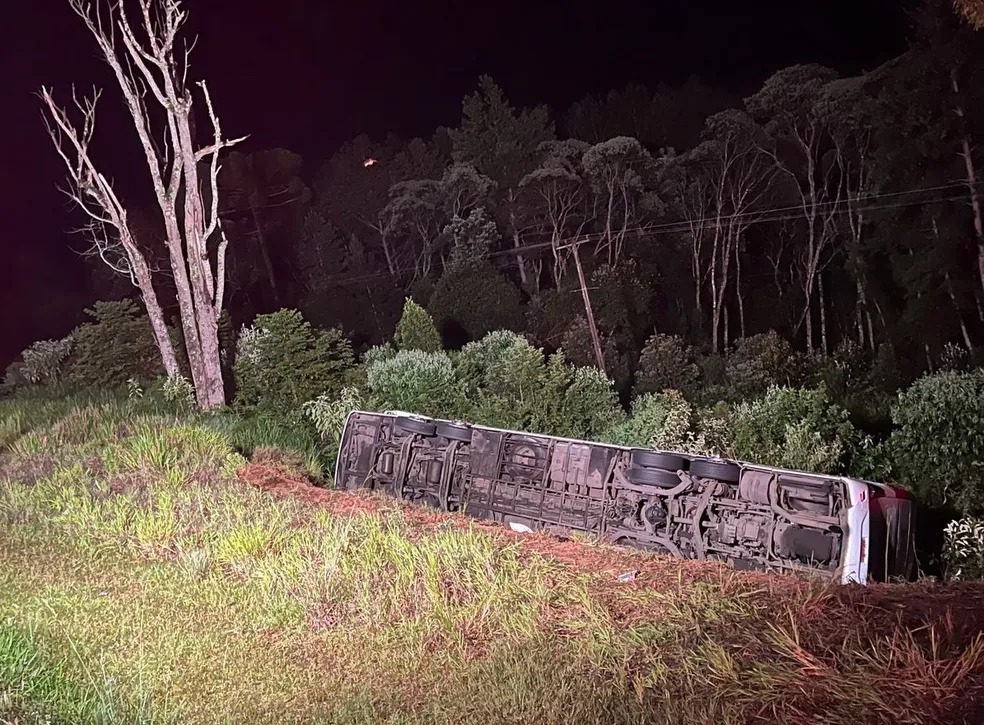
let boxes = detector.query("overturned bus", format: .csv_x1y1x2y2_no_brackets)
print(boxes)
334,410,918,584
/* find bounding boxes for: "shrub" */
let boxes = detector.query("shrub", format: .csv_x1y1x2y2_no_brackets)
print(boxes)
604,391,693,449
1,362,28,396
635,333,700,397
942,517,984,580
428,262,525,342
362,342,397,368
20,336,74,385
304,387,365,446
453,331,623,439
724,330,800,401
455,331,555,429
730,386,857,474
889,370,984,515
555,366,625,440
394,298,442,352
366,349,460,418
234,308,355,413
603,390,729,456
67,299,164,389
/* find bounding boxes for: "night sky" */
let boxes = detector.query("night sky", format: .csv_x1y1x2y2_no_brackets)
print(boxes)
0,0,914,368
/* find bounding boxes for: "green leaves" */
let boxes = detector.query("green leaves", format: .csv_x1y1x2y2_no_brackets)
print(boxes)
234,308,355,413
889,370,984,515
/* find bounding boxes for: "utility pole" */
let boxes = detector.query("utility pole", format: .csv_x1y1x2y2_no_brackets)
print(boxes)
564,239,606,373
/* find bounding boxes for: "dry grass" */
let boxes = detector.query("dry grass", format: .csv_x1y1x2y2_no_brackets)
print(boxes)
1,400,983,724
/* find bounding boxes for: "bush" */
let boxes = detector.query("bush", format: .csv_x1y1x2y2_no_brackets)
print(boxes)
366,349,460,418
635,333,700,397
1,362,28,396
604,391,693,449
730,386,857,474
429,262,525,342
454,330,624,439
942,517,984,580
234,308,355,413
724,331,800,401
20,336,74,385
889,370,984,515
67,299,165,389
555,366,625,440
603,390,729,456
394,298,442,352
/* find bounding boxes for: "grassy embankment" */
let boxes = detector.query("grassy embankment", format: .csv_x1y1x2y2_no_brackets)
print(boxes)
1,396,983,724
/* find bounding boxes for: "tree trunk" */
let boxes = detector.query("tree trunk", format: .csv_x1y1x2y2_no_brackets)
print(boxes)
735,240,746,339
819,272,829,356
250,201,280,305
176,112,226,410
805,292,814,356
952,71,984,301
946,272,974,351
132,250,181,378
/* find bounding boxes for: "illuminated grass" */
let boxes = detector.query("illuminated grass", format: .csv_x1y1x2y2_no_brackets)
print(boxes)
1,400,983,724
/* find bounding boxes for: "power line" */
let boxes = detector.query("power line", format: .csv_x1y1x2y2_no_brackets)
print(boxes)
314,184,978,287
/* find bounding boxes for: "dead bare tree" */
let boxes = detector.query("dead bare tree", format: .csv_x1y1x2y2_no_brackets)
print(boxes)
41,0,245,409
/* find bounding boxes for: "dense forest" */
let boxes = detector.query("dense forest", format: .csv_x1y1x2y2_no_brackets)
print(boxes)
7,0,984,574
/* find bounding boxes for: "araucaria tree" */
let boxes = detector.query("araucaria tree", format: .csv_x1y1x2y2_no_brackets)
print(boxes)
41,0,245,409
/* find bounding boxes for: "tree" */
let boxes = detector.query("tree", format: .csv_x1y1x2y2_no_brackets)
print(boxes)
450,76,555,291
664,111,775,352
954,0,984,28
41,0,245,409
217,149,310,306
582,136,659,267
394,298,442,352
747,65,846,355
519,140,591,285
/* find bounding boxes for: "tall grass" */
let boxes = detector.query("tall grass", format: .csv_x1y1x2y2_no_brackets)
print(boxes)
0,620,173,724
1,399,983,724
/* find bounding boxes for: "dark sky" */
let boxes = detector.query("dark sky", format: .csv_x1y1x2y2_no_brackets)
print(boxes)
0,0,914,368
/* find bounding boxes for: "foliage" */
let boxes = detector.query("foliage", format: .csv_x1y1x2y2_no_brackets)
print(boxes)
603,390,730,456
161,375,196,411
555,365,626,440
429,262,525,342
67,300,165,389
444,207,499,270
361,342,397,368
559,317,631,389
604,390,692,448
234,308,355,413
454,330,623,439
635,333,701,397
1,362,29,396
723,331,801,401
20,336,74,385
304,386,365,449
393,297,442,353
366,349,460,418
889,370,984,515
942,517,984,581
731,386,857,474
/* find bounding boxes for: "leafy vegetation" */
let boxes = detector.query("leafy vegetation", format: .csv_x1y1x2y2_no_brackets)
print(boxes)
889,369,984,516
67,300,166,390
393,298,442,353
1,400,983,724
234,308,355,413
730,386,858,474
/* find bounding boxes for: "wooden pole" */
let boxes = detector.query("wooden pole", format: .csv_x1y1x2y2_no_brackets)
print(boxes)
568,240,606,373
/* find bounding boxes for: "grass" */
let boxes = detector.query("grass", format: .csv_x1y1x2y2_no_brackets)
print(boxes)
1,397,983,723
